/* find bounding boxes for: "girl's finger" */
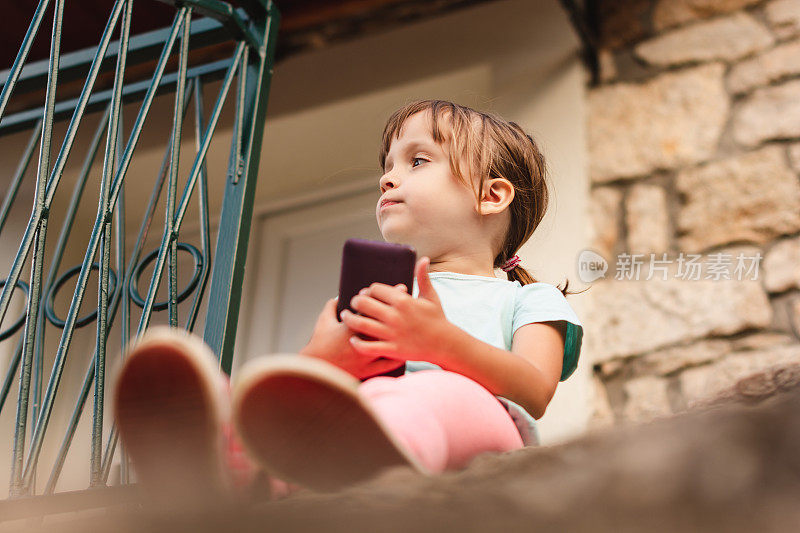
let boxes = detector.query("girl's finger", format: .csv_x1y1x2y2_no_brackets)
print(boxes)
351,294,395,323
415,257,442,306
366,283,407,306
341,309,393,339
349,336,397,357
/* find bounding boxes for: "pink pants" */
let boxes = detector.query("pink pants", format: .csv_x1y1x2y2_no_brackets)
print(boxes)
230,369,524,498
357,369,524,473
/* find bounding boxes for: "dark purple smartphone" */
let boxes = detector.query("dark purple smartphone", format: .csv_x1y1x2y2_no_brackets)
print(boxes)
337,238,416,378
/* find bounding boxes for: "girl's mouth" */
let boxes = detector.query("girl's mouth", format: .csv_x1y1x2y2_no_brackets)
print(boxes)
380,201,401,211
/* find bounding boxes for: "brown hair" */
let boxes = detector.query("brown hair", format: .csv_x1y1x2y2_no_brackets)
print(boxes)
379,99,583,297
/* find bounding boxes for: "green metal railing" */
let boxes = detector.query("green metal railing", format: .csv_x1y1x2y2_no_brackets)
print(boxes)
0,0,280,498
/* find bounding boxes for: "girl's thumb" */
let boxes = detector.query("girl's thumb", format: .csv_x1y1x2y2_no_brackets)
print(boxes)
416,257,439,302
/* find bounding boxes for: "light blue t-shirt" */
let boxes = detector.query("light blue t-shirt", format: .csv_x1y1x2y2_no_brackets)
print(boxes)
406,271,584,446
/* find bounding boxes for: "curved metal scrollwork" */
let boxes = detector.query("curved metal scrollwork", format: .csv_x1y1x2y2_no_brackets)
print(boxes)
0,0,279,500
44,263,118,329
0,279,30,341
129,242,203,310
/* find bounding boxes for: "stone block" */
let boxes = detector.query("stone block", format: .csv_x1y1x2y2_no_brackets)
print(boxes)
586,248,772,362
589,64,728,182
626,183,670,255
733,79,800,147
636,13,773,67
763,235,800,292
622,375,672,423
680,343,800,406
653,0,764,31
765,0,800,39
727,39,800,95
590,186,623,260
676,146,800,251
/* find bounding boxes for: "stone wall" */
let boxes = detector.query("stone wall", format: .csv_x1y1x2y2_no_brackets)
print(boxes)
585,0,800,429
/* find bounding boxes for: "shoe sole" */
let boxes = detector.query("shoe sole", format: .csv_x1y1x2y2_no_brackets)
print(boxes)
232,354,428,492
112,326,228,503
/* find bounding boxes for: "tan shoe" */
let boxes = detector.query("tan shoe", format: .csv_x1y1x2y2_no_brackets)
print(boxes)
112,326,231,506
231,354,428,493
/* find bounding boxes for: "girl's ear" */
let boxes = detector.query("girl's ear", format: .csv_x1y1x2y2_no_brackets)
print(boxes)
480,177,515,215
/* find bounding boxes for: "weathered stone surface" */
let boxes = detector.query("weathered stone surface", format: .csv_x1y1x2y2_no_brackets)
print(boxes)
733,79,800,146
596,357,626,379
587,375,616,431
586,247,772,362
693,362,800,408
653,0,764,30
635,13,774,67
598,48,618,83
51,383,800,533
590,186,622,259
636,333,794,377
596,0,651,49
622,375,672,423
626,183,670,254
790,297,800,337
731,363,800,401
680,343,800,405
763,235,800,292
789,142,800,172
765,0,800,39
589,63,728,182
789,296,800,337
727,39,800,94
676,146,800,251
639,338,733,375
730,332,797,351
771,291,800,334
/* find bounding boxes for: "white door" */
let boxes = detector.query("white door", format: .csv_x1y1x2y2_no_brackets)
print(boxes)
233,189,382,374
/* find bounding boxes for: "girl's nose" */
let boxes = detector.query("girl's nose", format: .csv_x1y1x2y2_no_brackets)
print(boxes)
379,172,396,192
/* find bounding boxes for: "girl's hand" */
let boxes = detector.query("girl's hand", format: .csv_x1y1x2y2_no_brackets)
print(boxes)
341,257,453,365
299,297,403,380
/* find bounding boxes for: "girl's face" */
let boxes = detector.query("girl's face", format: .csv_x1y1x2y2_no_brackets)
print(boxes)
376,110,481,259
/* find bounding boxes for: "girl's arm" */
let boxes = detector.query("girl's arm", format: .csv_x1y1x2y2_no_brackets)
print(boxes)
431,319,565,420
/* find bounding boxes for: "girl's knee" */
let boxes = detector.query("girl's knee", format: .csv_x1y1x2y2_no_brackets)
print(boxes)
357,375,400,397
400,369,490,395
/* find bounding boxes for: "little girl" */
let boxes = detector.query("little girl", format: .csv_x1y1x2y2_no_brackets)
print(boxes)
113,99,584,504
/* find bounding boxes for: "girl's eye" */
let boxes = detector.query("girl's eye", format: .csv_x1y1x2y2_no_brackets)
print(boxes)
411,157,427,168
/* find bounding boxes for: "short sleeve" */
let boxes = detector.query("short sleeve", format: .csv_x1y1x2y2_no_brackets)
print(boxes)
512,282,584,382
